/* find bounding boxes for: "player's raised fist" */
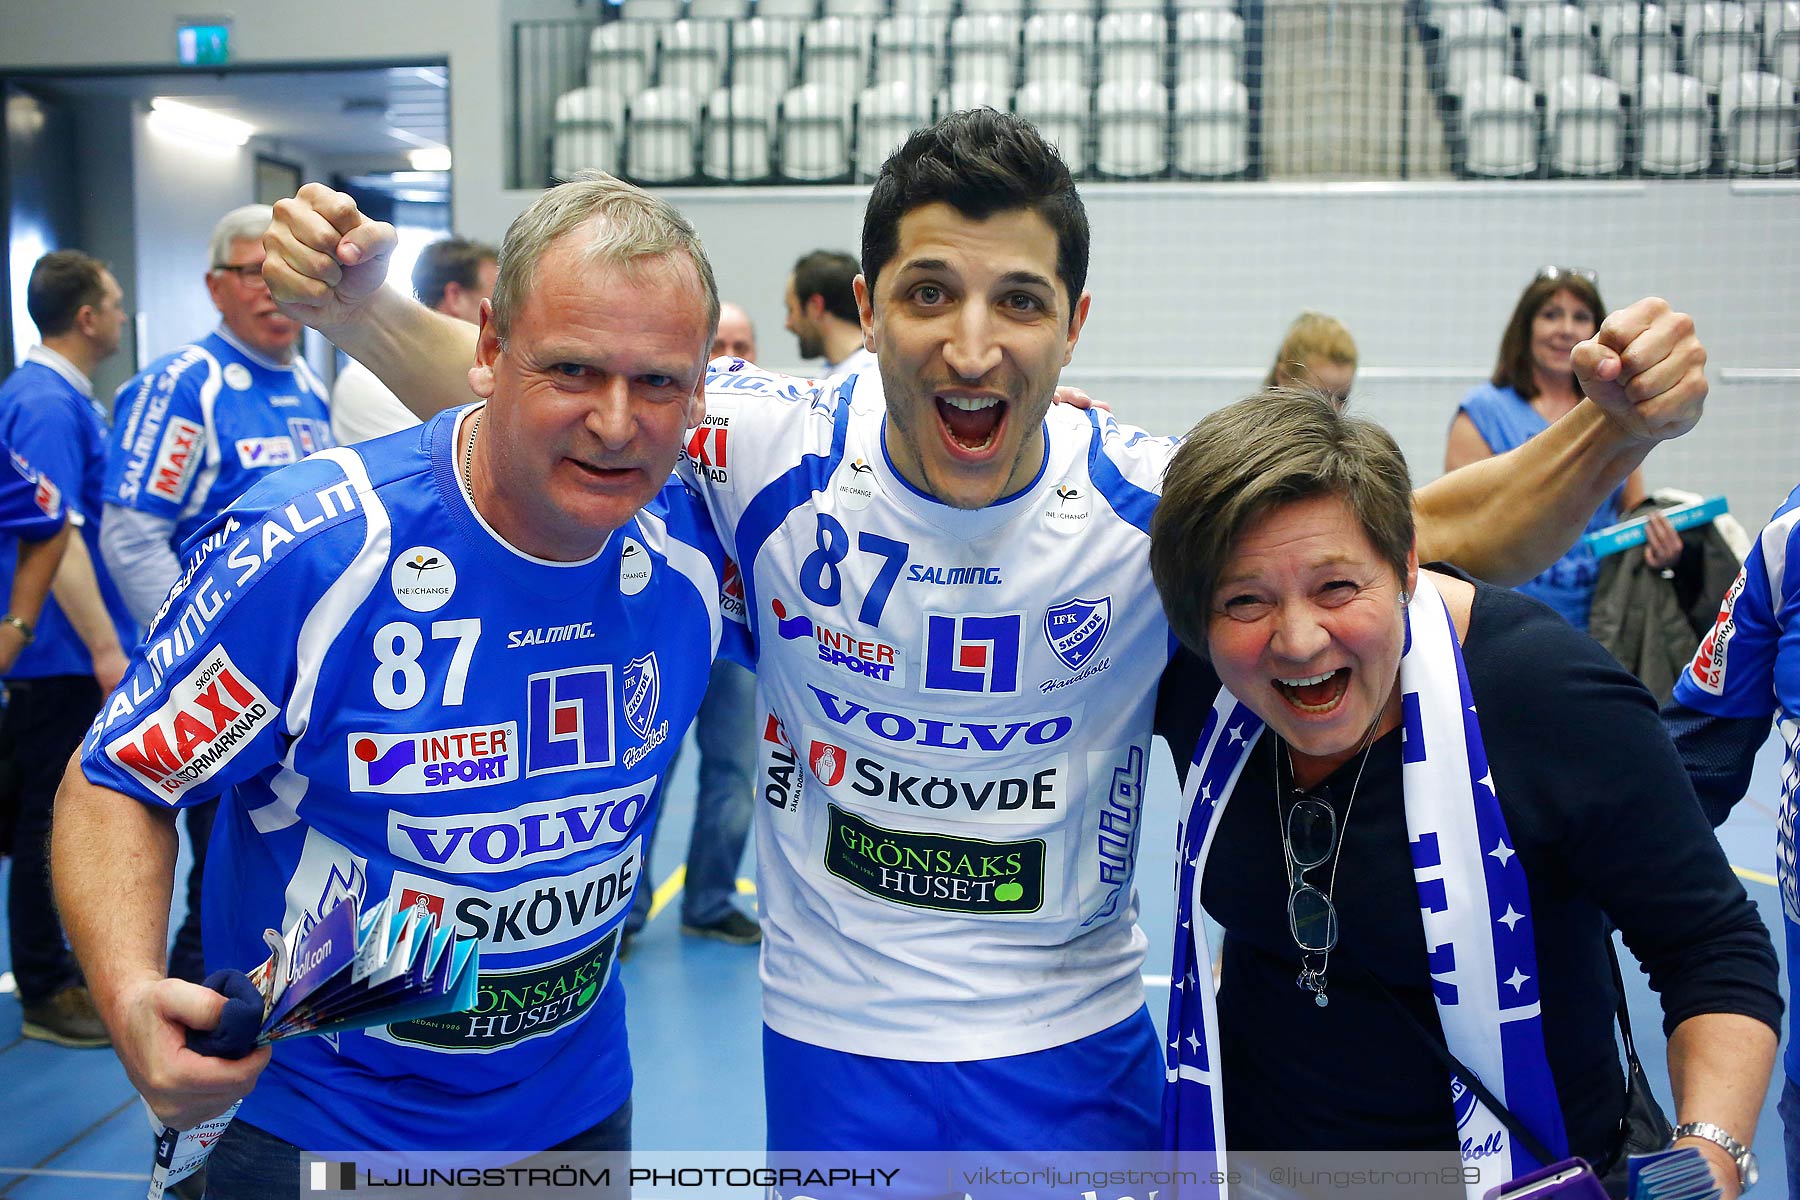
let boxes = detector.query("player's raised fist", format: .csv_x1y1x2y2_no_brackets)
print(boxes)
1572,296,1706,444
264,183,397,331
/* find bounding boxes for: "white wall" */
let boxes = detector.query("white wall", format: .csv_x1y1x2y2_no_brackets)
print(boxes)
667,178,1800,526
8,1,1795,520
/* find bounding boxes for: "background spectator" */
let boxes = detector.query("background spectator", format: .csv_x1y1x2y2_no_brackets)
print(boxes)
1445,269,1681,631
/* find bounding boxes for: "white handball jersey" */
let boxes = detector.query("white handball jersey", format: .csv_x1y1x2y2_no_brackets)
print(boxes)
690,360,1178,1060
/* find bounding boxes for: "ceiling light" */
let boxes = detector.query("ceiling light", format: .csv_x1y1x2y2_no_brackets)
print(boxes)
409,146,452,171
148,97,252,147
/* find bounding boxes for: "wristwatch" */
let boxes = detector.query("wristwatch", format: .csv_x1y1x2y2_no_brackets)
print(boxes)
0,614,32,643
1671,1121,1759,1192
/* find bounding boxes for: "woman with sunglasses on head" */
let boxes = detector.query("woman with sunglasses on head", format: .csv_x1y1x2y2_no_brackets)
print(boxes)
1446,270,1684,632
1149,389,1778,1199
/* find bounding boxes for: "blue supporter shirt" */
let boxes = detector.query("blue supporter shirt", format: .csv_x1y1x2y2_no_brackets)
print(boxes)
1672,482,1800,1081
104,328,334,551
0,347,138,678
1456,381,1625,631
81,406,744,1151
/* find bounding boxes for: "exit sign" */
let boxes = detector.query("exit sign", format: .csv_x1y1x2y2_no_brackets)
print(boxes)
177,22,230,66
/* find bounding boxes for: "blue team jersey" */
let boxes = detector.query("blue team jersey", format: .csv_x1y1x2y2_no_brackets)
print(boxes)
81,406,741,1151
0,440,67,542
0,351,138,678
1672,482,1800,1079
104,328,335,550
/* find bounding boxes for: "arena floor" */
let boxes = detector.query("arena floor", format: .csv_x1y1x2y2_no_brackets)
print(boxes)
0,728,1786,1195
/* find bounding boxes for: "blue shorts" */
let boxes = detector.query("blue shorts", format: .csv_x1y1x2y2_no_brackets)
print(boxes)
763,1006,1164,1151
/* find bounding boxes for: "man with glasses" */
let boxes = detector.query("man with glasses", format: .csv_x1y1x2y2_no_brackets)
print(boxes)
0,249,135,1048
100,204,334,988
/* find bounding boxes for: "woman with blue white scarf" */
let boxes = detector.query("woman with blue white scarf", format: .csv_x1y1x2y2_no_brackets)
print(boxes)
1146,390,1779,1199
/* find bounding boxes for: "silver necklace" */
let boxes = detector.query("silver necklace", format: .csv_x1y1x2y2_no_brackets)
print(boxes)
1276,710,1381,1008
461,410,481,503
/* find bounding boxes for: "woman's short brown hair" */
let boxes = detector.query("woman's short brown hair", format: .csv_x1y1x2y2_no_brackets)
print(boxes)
1150,387,1415,657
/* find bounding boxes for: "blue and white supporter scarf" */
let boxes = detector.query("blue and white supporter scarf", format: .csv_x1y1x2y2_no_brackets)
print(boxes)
1161,575,1568,1198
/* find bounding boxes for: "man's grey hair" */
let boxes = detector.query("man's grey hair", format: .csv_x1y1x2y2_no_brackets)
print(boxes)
209,205,275,268
490,171,719,345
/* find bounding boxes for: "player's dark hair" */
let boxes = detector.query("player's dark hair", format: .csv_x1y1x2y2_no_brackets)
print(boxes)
789,250,861,326
861,109,1089,317
412,237,499,308
27,250,108,337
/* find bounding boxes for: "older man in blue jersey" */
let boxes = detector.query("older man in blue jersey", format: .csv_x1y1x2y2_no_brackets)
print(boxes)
52,174,741,1190
260,112,1709,1153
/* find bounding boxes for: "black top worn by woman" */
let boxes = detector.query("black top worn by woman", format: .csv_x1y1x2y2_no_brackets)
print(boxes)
1153,566,1782,1160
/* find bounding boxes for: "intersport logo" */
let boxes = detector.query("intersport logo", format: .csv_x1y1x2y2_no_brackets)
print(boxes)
347,723,518,794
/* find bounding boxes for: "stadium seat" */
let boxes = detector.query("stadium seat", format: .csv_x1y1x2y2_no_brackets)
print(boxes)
1765,0,1800,81
659,20,729,98
1523,6,1597,91
1720,69,1799,169
1033,0,1097,12
779,82,855,178
1683,1,1760,90
1099,12,1168,85
625,87,701,182
1175,10,1246,84
1023,14,1096,86
962,0,1026,13
1461,74,1540,174
948,14,1022,90
856,80,932,177
552,86,628,179
874,15,946,90
1171,0,1239,11
1548,72,1626,172
1173,77,1249,175
803,16,876,92
823,0,886,14
759,0,820,18
1438,7,1512,97
621,0,682,21
1014,79,1092,171
690,0,752,16
893,0,955,13
589,23,656,99
704,84,779,179
1638,71,1713,171
1102,0,1166,12
1593,2,1675,94
732,18,799,92
1095,79,1170,176
940,79,1009,113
